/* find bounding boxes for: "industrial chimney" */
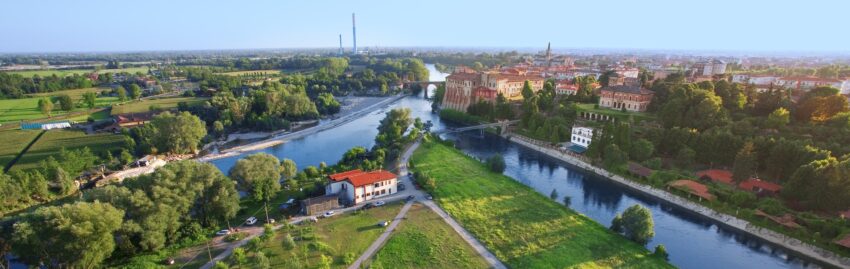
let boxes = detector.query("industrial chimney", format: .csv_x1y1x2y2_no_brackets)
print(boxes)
352,13,357,54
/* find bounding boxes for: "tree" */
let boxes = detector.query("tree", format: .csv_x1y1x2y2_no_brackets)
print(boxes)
213,261,230,269
485,154,506,173
255,251,271,269
82,91,97,109
675,147,695,168
732,142,757,182
115,86,127,101
658,85,727,131
230,153,281,222
603,144,628,169
784,156,850,211
629,139,655,162
319,254,332,269
230,247,247,266
766,108,790,129
56,94,75,111
37,97,53,117
282,233,296,249
129,84,142,100
612,204,655,245
149,111,207,154
11,201,123,268
521,80,534,100
280,159,298,179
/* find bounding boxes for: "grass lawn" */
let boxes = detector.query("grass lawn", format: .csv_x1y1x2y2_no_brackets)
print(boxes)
370,203,490,269
216,70,282,76
11,130,126,171
0,129,42,170
3,67,151,78
0,88,121,124
242,203,403,269
110,97,208,115
410,139,673,268
576,103,655,122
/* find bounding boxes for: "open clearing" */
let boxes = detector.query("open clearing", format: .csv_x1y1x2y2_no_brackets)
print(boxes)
0,88,120,123
370,203,490,269
0,129,42,170
110,97,208,115
11,130,125,171
2,67,151,78
215,70,282,76
245,202,403,268
410,140,673,268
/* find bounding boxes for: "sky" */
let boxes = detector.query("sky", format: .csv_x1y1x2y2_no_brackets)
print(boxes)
1,0,848,53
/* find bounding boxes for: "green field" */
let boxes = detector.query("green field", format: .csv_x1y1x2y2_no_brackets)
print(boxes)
27,87,109,99
110,97,208,115
3,67,151,78
370,203,490,269
11,130,126,171
248,203,403,268
411,139,673,268
576,103,655,122
0,88,120,124
216,70,282,76
0,129,42,170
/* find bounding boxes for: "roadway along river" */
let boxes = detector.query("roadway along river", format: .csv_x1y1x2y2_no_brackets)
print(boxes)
210,64,822,269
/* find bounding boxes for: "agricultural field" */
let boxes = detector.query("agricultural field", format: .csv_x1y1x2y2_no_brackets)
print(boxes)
0,88,120,124
244,203,404,268
11,130,126,171
110,97,208,115
370,203,490,269
410,140,673,268
0,129,42,170
3,67,151,78
216,70,282,76
27,87,110,99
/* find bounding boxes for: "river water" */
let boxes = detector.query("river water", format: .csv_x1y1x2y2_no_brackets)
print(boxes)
209,64,817,268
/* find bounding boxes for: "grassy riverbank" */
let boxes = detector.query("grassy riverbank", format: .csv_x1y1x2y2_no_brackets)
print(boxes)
370,203,490,269
410,139,672,268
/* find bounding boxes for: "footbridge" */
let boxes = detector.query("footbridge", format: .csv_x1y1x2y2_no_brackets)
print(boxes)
434,120,519,135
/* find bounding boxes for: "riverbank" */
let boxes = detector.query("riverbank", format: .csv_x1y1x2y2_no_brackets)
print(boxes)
197,94,407,162
505,133,850,269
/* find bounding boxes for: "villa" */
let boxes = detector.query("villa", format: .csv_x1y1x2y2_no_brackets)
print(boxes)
325,169,398,205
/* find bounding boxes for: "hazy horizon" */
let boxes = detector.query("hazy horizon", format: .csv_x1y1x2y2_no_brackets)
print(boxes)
1,0,849,54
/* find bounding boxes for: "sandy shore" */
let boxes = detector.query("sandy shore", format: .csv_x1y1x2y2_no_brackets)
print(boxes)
197,94,406,162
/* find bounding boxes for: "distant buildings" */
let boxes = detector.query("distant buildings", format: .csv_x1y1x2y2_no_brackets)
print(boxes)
598,85,654,112
442,70,544,112
692,59,727,76
731,74,850,94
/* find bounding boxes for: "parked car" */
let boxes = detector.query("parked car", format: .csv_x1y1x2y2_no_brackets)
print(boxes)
246,216,258,225
398,183,406,191
323,211,336,218
377,220,390,227
164,258,175,265
406,195,415,201
362,203,374,210
373,201,386,207
216,229,231,236
426,195,433,200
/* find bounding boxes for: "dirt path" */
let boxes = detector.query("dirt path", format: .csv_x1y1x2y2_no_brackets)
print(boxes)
347,200,414,269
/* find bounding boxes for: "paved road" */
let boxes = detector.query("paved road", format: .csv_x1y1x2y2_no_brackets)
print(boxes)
347,200,414,269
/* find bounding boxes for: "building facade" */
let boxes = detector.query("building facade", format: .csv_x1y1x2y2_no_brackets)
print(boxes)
570,126,594,148
442,71,544,111
326,169,398,205
598,85,654,112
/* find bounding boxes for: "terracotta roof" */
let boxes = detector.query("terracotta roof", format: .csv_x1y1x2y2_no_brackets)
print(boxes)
668,179,715,201
738,179,782,193
328,169,364,182
628,162,653,177
696,169,733,185
779,76,843,83
346,170,397,187
755,210,801,229
836,234,850,249
600,85,653,95
447,72,479,81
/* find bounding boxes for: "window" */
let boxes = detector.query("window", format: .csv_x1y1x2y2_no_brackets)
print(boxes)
381,189,386,195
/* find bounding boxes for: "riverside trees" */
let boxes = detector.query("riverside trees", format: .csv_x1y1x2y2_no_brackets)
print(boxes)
229,153,282,223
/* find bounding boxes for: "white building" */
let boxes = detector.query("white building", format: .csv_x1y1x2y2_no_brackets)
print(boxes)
326,169,398,205
693,59,727,76
570,126,595,148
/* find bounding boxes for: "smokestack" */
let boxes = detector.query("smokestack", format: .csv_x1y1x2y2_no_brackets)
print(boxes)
352,13,357,54
339,34,343,56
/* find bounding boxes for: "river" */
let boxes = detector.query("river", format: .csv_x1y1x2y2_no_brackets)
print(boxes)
207,64,819,268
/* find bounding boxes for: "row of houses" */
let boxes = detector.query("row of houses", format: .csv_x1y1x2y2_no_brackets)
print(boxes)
732,74,850,94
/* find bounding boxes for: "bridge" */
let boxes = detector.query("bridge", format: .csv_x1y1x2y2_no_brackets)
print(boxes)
433,120,519,135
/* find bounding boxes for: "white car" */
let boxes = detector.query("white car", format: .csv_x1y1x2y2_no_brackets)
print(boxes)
216,229,231,236
373,201,386,207
323,211,336,218
246,216,258,225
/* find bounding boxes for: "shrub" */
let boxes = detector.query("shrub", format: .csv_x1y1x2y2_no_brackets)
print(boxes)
223,232,248,242
728,191,757,208
485,154,506,173
282,233,296,249
654,244,669,260
757,198,785,215
342,252,356,265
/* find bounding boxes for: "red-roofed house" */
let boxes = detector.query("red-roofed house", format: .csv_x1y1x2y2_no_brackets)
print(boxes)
696,169,734,185
738,179,782,196
667,179,715,201
835,234,850,249
326,169,398,205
